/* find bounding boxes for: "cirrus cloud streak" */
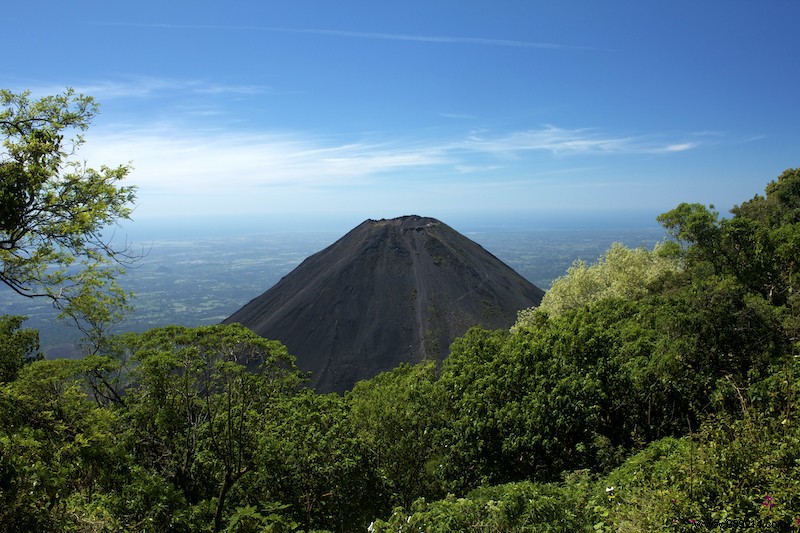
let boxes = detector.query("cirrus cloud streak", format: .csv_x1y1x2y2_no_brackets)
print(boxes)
81,124,704,195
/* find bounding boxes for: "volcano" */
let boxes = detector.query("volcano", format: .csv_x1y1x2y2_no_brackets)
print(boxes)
225,215,543,392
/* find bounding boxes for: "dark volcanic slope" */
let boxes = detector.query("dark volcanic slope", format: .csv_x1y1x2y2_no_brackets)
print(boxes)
225,215,544,393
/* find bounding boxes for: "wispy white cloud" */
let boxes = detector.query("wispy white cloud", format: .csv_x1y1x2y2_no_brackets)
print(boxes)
80,127,448,192
90,22,606,52
26,77,272,101
456,126,700,156
736,134,767,144
653,142,698,153
79,123,701,198
267,27,604,51
72,121,706,218
440,112,477,120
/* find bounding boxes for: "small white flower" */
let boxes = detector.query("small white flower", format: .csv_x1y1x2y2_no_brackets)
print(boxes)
606,486,614,493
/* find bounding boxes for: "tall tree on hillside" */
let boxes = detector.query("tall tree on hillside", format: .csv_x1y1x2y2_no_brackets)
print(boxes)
658,169,800,344
122,324,303,532
0,89,136,351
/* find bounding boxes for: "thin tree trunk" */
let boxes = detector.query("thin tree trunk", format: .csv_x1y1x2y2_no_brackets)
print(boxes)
213,473,233,533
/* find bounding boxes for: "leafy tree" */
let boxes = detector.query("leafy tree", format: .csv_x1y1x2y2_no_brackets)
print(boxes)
435,280,782,496
347,361,443,510
434,323,616,491
657,202,722,267
657,171,800,352
657,177,800,307
370,477,595,533
121,324,303,532
0,315,40,382
515,242,680,328
434,313,654,494
725,169,800,342
247,390,377,531
732,168,800,228
0,89,136,350
0,350,191,531
0,357,126,530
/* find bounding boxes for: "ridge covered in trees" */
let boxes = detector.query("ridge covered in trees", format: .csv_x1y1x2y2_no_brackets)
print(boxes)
1,90,799,531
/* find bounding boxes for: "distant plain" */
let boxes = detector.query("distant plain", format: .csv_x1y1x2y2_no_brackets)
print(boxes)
0,219,666,358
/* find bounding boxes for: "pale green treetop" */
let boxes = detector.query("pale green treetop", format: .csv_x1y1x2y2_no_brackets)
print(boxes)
514,242,680,329
0,88,137,351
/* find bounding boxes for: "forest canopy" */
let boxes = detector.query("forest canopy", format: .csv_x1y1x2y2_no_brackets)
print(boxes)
2,90,800,532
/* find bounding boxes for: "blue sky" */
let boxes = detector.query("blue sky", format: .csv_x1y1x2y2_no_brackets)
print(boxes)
4,1,799,232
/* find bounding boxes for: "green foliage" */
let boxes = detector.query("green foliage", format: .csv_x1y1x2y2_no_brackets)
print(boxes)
246,390,377,532
3,166,800,532
346,361,443,509
122,323,303,532
658,179,800,313
224,503,299,533
516,242,680,324
0,357,128,531
733,168,800,228
597,408,800,530
0,88,136,351
0,314,40,382
657,202,722,261
437,317,620,490
372,358,800,532
370,476,595,532
436,299,693,494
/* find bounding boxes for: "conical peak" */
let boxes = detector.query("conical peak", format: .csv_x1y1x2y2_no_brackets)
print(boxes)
226,214,544,393
365,215,442,232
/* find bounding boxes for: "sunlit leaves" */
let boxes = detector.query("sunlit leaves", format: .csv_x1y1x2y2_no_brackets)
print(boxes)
122,324,303,531
0,88,136,350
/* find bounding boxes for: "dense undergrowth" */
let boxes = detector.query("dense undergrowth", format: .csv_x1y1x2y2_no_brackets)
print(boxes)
2,169,800,531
